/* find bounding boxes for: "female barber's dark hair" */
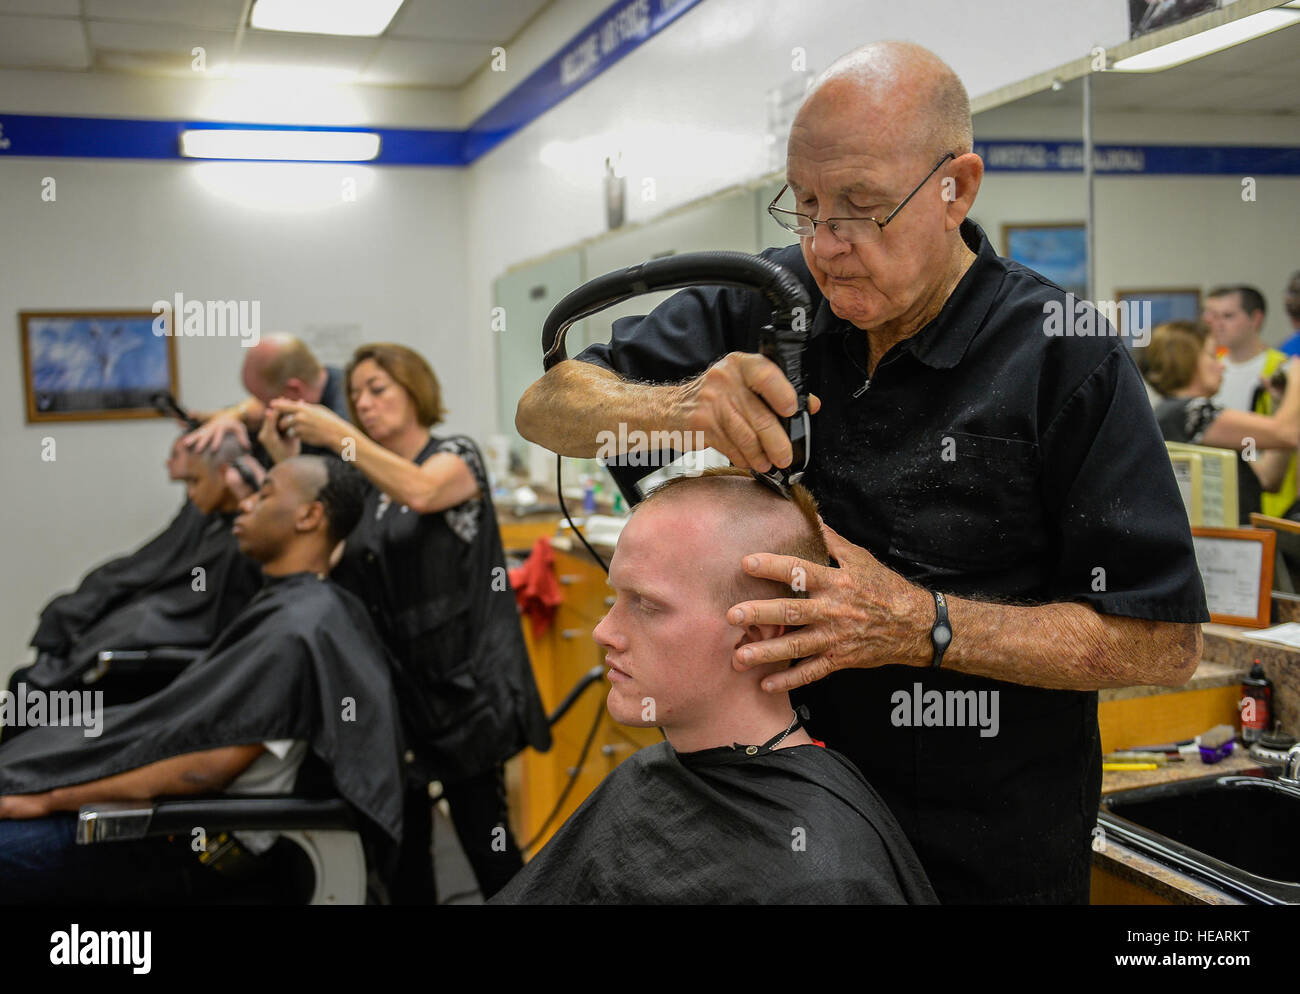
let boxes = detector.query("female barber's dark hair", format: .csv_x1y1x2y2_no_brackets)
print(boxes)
316,457,367,543
345,343,446,430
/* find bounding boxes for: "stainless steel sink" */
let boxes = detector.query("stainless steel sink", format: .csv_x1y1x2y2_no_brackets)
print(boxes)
1097,766,1300,904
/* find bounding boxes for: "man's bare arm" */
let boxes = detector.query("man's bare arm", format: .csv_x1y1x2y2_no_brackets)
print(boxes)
919,593,1200,690
516,355,818,471
41,745,265,813
516,360,676,458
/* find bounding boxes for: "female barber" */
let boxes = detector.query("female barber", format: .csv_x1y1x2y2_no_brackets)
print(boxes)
264,343,550,902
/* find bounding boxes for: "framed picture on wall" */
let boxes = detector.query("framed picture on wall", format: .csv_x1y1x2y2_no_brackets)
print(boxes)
1002,223,1087,298
19,310,178,423
1115,287,1202,337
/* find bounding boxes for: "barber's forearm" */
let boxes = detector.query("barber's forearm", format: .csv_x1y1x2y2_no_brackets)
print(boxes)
516,360,682,457
900,590,1201,690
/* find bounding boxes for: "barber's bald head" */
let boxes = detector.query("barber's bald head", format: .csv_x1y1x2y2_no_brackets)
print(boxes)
801,42,972,164
637,468,830,608
241,333,324,404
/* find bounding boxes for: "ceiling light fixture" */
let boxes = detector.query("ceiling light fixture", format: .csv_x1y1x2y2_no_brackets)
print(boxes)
249,0,404,38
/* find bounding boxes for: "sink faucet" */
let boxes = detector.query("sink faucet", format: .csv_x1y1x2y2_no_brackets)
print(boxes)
1283,744,1300,785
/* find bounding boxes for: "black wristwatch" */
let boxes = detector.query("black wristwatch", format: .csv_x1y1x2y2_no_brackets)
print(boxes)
930,590,952,669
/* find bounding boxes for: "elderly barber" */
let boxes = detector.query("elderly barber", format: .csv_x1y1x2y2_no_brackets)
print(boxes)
516,41,1207,904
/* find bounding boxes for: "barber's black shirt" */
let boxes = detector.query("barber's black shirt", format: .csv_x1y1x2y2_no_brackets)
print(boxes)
575,219,1208,903
319,364,348,420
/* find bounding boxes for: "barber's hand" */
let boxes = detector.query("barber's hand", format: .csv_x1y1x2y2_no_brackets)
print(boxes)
184,410,250,453
258,404,302,464
670,352,821,473
727,521,930,693
267,399,349,453
223,456,265,500
0,792,51,820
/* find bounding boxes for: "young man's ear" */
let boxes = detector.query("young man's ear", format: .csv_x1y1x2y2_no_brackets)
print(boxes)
297,499,327,534
735,623,786,649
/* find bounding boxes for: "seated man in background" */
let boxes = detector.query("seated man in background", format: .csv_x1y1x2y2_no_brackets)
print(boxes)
185,333,350,457
493,469,937,905
9,435,263,713
0,456,405,904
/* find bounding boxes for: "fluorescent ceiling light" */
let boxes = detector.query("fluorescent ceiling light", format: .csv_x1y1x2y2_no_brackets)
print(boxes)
250,0,404,37
180,129,380,162
1112,7,1300,71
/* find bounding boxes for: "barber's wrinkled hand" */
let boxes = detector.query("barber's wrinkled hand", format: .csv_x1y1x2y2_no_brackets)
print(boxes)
727,521,928,693
267,399,349,454
672,352,820,473
0,793,51,819
257,403,302,464
184,410,250,454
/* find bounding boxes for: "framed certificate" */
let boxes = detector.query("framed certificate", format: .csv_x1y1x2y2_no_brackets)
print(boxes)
1190,526,1275,628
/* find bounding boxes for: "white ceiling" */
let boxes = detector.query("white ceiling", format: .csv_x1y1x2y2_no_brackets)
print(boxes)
0,0,551,88
1007,21,1299,116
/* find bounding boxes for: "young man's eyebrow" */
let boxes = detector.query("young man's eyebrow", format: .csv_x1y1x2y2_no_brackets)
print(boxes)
608,580,670,603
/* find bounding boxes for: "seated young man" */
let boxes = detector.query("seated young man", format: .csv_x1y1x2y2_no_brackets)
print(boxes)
493,468,937,905
0,456,405,904
14,435,262,707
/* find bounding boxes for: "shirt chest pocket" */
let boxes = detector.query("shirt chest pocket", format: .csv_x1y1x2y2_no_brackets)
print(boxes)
887,431,1043,572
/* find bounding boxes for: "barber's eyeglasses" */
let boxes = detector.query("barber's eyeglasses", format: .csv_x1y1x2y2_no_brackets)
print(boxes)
768,152,956,245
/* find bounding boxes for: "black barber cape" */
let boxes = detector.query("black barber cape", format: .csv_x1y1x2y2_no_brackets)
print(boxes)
1,573,404,847
27,501,261,690
491,741,938,904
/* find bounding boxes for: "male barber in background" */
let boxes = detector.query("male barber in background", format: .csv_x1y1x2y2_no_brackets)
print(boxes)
185,333,350,455
516,41,1207,904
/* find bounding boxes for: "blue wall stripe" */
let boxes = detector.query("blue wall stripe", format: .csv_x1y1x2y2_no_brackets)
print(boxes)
0,112,465,165
975,140,1300,175
462,0,704,162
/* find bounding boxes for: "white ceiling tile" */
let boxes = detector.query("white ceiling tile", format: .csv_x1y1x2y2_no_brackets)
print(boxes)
89,22,237,74
0,14,89,68
84,0,247,31
360,37,486,86
388,0,549,43
239,30,381,73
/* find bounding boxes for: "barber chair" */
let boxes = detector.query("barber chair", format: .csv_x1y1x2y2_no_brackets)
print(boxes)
68,667,609,905
81,646,204,706
75,796,368,905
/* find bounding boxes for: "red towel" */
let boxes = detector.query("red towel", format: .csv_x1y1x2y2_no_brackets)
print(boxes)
509,535,564,639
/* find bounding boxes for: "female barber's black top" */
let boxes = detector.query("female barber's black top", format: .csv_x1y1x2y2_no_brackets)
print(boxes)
1153,395,1260,525
333,435,550,783
574,219,1208,904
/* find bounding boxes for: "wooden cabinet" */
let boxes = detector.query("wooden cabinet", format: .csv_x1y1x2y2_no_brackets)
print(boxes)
505,543,661,853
